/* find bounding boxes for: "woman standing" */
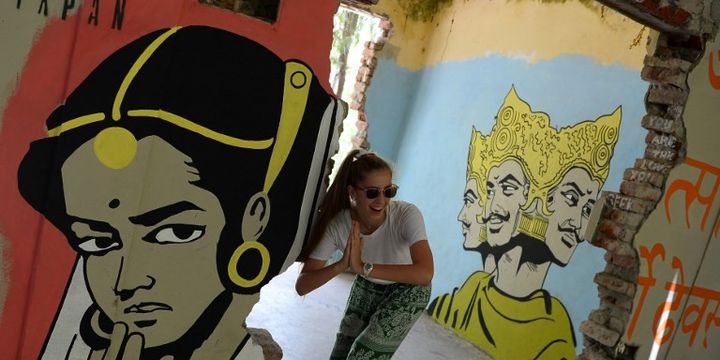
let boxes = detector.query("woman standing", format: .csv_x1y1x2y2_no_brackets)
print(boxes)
296,149,434,359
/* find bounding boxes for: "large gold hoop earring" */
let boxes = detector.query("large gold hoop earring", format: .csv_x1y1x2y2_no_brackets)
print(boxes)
228,241,270,288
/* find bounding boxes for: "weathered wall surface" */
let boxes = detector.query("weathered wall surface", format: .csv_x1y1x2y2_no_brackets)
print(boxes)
0,1,340,358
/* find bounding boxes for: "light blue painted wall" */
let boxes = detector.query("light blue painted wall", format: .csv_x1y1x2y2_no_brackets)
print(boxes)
365,54,648,351
366,58,419,162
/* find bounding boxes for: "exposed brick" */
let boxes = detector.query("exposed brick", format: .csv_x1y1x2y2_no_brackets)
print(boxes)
578,349,613,360
643,55,693,72
641,65,688,88
354,82,368,94
580,320,621,347
647,84,688,105
604,209,644,228
355,119,368,131
599,296,632,317
596,219,637,243
350,101,363,111
362,48,376,58
644,144,679,163
588,309,610,325
641,114,676,134
604,250,639,270
620,181,663,201
592,235,615,250
623,168,666,188
665,104,685,120
608,316,625,333
646,131,681,149
362,56,378,68
605,239,636,257
615,296,635,312
598,219,627,240
605,191,656,214
636,0,661,12
379,19,393,29
353,91,366,103
656,5,691,26
581,337,615,360
604,262,639,282
367,41,384,51
595,272,637,297
634,158,673,175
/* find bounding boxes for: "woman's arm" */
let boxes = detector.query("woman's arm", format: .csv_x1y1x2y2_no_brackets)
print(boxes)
295,229,353,296
350,238,434,286
295,259,347,296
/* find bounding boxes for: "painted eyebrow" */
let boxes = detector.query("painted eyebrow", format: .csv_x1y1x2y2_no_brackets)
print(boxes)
563,182,587,196
128,201,205,226
499,174,521,186
464,189,478,199
68,217,116,236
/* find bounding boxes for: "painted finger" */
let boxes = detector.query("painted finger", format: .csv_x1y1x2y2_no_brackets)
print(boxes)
120,332,145,360
103,322,129,360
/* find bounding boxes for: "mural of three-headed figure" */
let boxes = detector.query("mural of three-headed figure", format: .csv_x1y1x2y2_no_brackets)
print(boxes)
429,87,622,359
10,25,340,358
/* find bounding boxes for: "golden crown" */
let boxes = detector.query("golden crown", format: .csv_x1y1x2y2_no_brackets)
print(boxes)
475,86,621,240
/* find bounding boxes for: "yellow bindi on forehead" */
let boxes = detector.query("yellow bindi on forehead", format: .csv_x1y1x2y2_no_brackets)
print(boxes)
93,127,138,170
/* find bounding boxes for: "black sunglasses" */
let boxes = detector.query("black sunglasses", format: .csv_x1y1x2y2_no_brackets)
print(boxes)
357,184,399,199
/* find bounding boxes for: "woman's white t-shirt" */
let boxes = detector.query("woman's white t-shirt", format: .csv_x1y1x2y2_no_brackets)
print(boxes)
309,200,427,284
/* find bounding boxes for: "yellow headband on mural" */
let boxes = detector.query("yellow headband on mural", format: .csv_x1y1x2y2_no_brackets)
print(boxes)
46,26,312,194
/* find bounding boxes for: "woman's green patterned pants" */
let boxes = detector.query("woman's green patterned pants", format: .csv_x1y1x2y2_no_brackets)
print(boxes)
329,276,431,360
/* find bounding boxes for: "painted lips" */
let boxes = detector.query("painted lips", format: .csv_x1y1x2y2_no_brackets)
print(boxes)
124,302,173,314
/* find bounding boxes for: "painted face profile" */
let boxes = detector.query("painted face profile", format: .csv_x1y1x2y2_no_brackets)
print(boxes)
545,167,600,265
457,178,484,250
63,136,227,347
483,160,528,247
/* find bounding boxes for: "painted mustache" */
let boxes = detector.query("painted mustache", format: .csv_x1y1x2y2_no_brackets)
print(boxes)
481,212,510,224
558,225,581,247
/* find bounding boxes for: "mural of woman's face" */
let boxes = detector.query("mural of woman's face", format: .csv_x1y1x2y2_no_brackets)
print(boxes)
545,167,600,265
483,160,528,247
61,135,228,348
458,178,484,250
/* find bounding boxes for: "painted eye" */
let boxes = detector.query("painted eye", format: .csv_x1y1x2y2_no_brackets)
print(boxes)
501,185,518,196
582,203,593,218
77,237,120,254
145,224,206,244
561,191,579,207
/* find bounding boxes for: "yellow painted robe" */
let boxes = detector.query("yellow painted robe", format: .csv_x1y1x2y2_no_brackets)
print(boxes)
428,272,576,360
